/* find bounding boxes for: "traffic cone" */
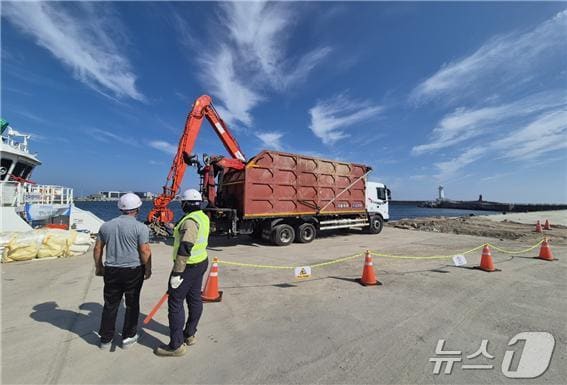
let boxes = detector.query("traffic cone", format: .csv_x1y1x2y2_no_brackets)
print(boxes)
357,250,381,286
201,257,223,302
536,238,556,261
477,244,498,272
543,219,551,230
535,221,542,233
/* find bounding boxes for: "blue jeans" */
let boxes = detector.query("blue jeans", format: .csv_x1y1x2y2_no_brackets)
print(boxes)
167,259,208,349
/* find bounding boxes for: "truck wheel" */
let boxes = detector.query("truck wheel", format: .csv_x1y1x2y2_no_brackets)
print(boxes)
367,215,383,234
296,223,316,243
271,224,295,246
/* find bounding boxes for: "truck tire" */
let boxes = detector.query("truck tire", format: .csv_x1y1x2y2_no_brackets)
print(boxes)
271,224,295,246
296,223,316,243
367,215,383,234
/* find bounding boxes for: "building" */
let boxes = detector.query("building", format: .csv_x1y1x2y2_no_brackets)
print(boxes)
99,191,126,199
134,192,155,200
94,191,155,200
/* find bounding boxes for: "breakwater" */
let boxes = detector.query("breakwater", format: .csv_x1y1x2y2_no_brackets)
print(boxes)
418,200,567,212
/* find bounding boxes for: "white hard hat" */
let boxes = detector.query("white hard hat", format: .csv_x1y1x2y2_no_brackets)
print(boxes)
181,189,202,201
117,193,142,210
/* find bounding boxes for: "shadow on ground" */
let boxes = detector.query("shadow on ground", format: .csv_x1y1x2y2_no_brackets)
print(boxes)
30,301,169,352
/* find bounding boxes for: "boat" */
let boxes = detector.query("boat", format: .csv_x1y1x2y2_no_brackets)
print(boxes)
0,118,104,233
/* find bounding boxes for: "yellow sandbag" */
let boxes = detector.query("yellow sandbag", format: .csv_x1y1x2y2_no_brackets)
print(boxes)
3,232,42,262
67,231,94,256
38,230,77,258
0,233,17,263
73,232,93,246
69,243,91,256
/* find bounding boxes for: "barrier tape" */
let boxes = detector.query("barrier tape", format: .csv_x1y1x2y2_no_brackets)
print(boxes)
216,239,546,269
370,244,485,260
217,252,363,270
486,239,544,254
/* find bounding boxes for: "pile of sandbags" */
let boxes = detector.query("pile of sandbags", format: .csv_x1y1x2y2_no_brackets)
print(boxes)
1,229,95,263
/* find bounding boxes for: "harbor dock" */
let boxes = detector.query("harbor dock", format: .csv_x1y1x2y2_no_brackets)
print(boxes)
2,213,566,384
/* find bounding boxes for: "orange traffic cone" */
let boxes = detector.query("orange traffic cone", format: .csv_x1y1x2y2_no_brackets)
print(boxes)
535,221,543,233
543,219,551,230
536,238,556,261
357,251,381,286
201,257,223,302
477,244,498,272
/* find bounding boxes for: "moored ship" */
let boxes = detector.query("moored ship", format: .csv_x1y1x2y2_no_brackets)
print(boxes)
0,119,103,233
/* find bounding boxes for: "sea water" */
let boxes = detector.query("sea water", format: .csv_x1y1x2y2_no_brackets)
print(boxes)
75,201,498,223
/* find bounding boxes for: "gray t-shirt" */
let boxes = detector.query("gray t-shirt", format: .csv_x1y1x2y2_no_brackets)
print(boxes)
98,215,150,268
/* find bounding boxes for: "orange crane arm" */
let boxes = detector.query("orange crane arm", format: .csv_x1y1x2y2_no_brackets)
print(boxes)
147,95,245,224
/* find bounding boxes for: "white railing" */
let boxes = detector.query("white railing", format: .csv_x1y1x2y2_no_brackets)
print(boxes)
1,130,30,153
1,182,73,207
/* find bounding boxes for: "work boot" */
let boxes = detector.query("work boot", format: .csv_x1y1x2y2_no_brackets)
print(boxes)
184,335,196,346
154,343,187,357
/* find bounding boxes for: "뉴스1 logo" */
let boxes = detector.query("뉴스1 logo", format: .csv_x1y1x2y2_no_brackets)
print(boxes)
429,332,555,378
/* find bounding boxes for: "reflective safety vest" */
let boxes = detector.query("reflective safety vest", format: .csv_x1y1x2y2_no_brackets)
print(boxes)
172,210,210,264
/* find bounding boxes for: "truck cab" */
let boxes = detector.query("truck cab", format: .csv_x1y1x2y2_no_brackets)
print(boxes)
366,181,390,221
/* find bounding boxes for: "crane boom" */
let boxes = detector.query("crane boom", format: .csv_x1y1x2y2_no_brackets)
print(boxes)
147,95,245,225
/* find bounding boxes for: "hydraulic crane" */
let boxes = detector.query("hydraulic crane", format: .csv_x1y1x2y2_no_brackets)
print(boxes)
147,95,246,234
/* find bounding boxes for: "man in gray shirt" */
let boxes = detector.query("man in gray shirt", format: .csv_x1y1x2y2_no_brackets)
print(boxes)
93,193,152,349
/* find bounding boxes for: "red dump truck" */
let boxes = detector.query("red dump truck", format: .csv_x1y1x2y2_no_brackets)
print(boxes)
210,150,390,245
148,95,390,245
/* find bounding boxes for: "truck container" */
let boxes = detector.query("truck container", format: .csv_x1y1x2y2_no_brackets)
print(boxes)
207,150,390,246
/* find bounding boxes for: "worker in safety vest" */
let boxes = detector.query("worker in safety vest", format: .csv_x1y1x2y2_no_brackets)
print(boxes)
155,188,210,357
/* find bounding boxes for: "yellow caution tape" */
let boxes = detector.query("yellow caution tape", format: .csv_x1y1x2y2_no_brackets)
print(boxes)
311,253,363,267
486,239,544,254
216,260,295,269
369,244,485,260
215,239,545,269
217,252,364,270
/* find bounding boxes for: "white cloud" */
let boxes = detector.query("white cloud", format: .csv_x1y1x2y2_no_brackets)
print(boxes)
221,2,330,91
309,94,383,145
493,109,567,160
411,10,567,104
421,106,567,181
149,140,177,155
256,131,283,150
199,47,262,127
410,11,567,184
434,147,486,181
412,91,567,155
179,2,330,126
91,128,140,147
3,2,144,101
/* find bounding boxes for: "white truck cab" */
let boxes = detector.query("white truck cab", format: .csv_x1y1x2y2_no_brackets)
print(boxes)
366,181,390,221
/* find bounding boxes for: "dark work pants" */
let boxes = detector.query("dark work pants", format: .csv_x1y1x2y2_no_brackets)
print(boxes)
168,259,209,349
99,265,144,343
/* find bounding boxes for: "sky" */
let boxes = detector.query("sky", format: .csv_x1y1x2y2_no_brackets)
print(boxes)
1,1,566,203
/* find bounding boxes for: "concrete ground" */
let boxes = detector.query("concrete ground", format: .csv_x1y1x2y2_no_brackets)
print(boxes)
480,210,567,226
2,225,566,384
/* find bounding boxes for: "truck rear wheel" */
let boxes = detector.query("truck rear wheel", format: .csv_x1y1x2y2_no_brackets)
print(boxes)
296,223,316,243
271,224,295,246
367,215,383,234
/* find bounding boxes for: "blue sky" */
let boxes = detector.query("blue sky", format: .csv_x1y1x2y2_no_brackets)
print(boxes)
2,2,566,203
